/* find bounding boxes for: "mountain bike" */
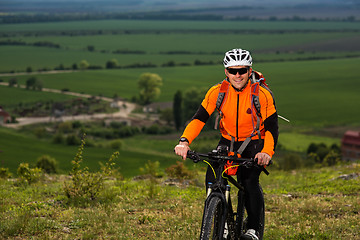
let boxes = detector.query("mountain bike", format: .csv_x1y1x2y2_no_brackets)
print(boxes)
187,147,270,240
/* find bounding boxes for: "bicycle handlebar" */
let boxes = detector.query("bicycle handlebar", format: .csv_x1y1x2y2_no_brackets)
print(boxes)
187,150,271,175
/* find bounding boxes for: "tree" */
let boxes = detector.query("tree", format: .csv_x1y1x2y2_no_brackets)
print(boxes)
26,77,43,91
26,66,32,73
87,45,95,52
173,90,183,130
183,87,207,121
106,58,118,69
26,77,37,90
160,108,173,125
79,60,89,70
137,73,163,105
8,78,17,87
34,79,43,91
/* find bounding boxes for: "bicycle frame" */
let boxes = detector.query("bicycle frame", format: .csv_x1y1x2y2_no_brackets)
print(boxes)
187,149,269,240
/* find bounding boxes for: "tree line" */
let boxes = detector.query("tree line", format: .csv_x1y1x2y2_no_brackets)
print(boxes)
0,12,357,24
0,40,60,48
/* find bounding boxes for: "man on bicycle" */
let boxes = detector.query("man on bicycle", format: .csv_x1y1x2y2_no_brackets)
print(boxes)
174,48,278,240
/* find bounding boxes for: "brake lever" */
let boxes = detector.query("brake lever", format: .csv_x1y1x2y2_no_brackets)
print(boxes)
187,150,200,163
254,158,271,175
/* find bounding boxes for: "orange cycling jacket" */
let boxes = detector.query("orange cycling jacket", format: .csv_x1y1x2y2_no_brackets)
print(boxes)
181,79,278,157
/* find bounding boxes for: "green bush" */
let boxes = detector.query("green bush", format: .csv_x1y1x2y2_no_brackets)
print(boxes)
306,142,342,166
33,127,47,139
57,121,73,133
0,167,12,179
36,155,58,174
63,136,119,202
72,121,83,129
139,160,162,198
323,150,341,166
17,163,42,184
52,132,64,144
110,139,123,150
165,161,194,180
279,153,303,170
66,134,81,145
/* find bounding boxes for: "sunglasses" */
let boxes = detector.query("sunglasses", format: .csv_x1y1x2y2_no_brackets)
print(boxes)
227,67,248,75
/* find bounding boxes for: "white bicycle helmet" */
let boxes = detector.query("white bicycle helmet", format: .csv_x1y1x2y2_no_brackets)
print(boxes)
223,48,252,68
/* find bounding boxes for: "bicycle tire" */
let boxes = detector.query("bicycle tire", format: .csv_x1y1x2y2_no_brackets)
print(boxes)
200,196,224,240
225,202,237,240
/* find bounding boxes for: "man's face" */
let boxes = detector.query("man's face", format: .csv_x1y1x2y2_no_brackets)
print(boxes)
225,66,252,90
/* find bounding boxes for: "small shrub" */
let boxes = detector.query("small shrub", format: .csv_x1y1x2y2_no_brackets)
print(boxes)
0,167,12,179
33,127,47,138
279,153,303,170
57,121,73,133
140,160,162,178
144,124,160,134
36,155,58,174
17,163,42,184
66,134,81,145
110,139,123,150
63,135,119,202
72,121,82,129
323,150,341,166
165,161,194,180
52,132,64,144
139,160,162,198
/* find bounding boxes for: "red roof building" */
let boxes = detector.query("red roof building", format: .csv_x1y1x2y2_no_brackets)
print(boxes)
341,130,360,161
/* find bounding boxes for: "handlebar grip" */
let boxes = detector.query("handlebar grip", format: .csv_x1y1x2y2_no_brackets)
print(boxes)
254,158,273,167
187,150,200,163
254,158,272,175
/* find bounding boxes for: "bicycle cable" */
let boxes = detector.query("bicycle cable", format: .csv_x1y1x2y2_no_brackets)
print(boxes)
203,160,217,179
222,165,240,179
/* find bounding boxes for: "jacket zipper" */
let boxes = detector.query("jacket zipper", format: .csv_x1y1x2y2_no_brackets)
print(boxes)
236,94,239,141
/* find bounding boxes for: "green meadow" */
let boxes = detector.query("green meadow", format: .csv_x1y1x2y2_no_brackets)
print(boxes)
2,57,360,126
0,19,359,176
1,20,359,72
0,127,180,178
0,18,359,240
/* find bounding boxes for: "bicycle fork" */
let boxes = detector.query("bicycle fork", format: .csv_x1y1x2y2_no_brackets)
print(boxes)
201,184,233,240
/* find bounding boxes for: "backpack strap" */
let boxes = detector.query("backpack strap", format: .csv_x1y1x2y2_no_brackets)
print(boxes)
214,79,230,130
251,82,262,143
214,72,265,155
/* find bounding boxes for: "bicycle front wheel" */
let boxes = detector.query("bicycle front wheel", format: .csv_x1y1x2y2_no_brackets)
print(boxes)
200,196,225,240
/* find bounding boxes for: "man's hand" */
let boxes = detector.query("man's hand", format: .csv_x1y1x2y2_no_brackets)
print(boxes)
255,152,271,166
174,142,190,160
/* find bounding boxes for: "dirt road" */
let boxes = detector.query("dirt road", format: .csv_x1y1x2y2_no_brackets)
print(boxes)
1,82,138,128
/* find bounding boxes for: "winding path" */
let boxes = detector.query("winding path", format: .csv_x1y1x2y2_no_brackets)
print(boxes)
0,82,138,128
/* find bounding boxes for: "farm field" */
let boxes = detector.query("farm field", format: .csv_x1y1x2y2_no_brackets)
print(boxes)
1,19,360,176
2,57,360,127
1,20,359,72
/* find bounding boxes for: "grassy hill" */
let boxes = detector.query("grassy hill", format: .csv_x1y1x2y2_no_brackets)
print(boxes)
0,161,358,239
0,127,182,178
